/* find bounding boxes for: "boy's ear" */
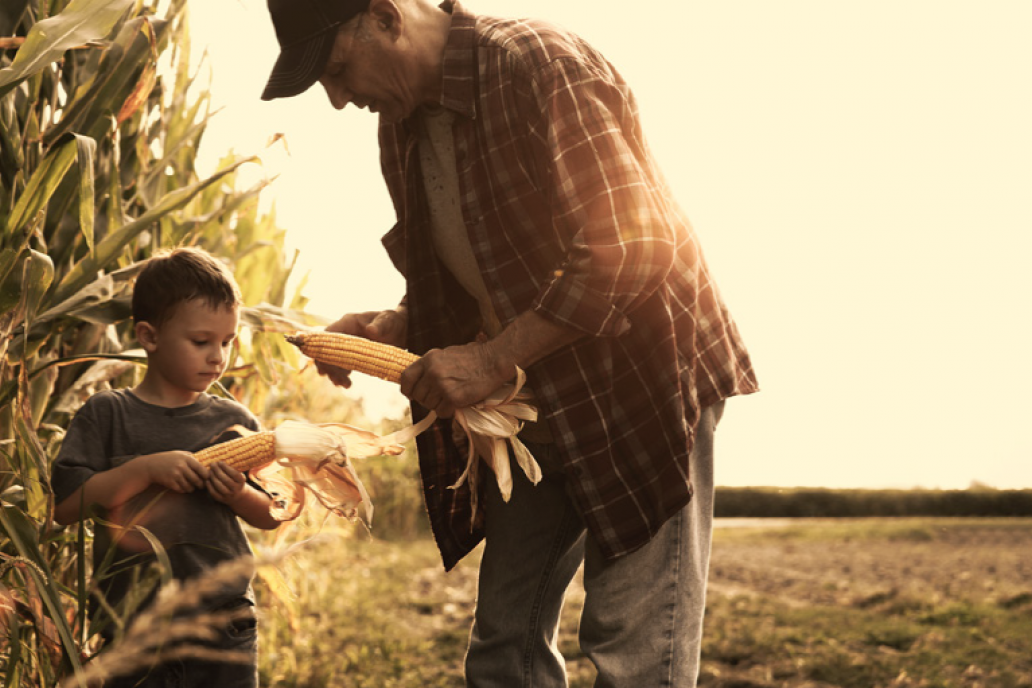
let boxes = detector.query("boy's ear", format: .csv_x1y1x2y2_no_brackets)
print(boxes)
136,321,159,352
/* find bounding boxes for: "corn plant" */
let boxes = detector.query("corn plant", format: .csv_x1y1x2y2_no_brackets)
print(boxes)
0,0,338,684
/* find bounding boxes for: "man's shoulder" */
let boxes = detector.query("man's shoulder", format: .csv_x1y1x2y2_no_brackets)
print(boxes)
475,13,598,72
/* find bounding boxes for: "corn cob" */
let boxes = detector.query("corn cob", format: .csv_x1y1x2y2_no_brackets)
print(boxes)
285,331,419,384
195,431,276,471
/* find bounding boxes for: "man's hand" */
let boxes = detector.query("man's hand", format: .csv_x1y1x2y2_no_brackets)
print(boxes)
142,451,209,493
316,308,408,388
398,310,583,418
400,340,514,418
206,462,247,505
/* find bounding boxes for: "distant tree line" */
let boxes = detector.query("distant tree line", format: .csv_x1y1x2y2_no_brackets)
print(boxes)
714,487,1032,518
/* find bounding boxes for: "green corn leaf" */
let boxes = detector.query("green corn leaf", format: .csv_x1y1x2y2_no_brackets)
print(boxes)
1,250,56,363
35,133,97,262
0,500,84,676
0,353,146,411
13,260,144,347
74,134,96,253
53,156,256,303
40,15,167,151
106,130,125,232
28,351,58,429
22,249,55,325
3,134,77,244
0,0,134,99
79,17,169,145
0,248,21,309
39,41,125,147
0,98,24,186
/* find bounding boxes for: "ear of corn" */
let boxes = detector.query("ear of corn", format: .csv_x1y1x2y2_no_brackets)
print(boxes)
193,421,356,473
284,331,546,521
195,431,277,471
285,332,419,384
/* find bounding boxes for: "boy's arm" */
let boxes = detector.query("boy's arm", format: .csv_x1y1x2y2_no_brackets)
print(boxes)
207,462,281,530
53,451,209,526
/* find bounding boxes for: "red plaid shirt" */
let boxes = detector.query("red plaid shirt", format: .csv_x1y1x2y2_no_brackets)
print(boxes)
380,1,758,569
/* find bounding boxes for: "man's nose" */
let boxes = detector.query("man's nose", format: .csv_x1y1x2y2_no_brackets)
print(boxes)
319,79,352,110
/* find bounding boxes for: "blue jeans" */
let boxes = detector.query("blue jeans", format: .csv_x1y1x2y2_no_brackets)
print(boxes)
465,402,723,688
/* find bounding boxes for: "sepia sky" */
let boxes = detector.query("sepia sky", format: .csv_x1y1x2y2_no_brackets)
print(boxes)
187,0,1031,490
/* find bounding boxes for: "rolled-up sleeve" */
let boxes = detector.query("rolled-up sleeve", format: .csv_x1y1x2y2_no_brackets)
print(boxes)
529,57,678,337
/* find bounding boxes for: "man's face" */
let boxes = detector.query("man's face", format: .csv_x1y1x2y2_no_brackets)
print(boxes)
318,14,421,123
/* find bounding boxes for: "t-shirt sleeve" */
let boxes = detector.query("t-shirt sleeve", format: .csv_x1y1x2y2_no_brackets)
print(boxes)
50,402,112,504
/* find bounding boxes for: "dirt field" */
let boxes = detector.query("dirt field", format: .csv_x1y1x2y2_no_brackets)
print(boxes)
696,518,1032,687
552,518,1032,687
709,517,1032,607
257,517,1032,687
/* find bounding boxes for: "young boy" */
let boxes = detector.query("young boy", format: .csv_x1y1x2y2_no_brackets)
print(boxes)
52,247,280,688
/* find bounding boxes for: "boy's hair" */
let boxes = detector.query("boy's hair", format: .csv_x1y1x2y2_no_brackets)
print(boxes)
132,247,243,327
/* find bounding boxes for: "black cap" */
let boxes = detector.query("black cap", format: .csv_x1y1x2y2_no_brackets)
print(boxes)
262,0,370,101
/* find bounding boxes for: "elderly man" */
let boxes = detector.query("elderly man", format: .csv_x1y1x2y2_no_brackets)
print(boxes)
261,0,758,685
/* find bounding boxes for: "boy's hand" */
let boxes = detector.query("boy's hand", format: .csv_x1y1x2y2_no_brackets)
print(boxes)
206,461,247,505
144,451,209,493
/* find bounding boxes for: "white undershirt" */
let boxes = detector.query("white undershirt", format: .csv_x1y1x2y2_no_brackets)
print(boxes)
417,105,552,443
418,105,503,337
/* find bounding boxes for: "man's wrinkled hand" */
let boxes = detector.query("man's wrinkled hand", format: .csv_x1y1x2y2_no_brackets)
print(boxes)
399,341,513,418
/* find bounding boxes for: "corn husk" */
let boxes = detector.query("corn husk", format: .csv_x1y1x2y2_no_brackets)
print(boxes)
284,331,544,526
447,367,542,524
251,419,434,524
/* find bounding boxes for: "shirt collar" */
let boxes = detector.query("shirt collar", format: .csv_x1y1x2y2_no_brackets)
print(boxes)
438,0,478,119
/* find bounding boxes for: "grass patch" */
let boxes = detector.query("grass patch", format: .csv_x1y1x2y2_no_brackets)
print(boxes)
256,535,475,687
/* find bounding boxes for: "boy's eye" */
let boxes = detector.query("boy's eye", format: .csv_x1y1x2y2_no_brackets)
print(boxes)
192,340,208,346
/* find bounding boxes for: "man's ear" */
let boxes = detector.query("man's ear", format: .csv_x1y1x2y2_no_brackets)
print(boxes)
368,0,402,39
136,321,159,352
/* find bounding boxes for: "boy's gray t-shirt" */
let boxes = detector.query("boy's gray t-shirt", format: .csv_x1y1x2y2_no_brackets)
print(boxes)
52,388,262,619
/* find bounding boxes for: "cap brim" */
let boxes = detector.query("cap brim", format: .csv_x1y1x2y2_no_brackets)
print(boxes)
261,28,337,101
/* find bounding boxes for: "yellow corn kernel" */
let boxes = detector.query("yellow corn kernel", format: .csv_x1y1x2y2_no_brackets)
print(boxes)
285,332,418,384
195,431,276,471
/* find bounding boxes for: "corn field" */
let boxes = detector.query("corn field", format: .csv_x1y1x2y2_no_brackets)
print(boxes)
0,0,372,685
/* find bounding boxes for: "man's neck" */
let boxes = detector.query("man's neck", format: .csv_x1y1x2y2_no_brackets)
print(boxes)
412,0,453,106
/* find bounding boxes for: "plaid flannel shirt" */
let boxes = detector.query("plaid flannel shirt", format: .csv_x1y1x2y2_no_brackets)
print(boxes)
380,1,758,570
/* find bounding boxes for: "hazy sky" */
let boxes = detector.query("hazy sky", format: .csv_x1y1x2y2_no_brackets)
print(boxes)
187,1,1031,490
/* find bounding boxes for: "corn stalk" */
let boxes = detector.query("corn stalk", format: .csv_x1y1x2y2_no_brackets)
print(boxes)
0,1,327,684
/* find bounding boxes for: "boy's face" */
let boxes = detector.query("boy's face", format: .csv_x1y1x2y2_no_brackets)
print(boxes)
139,299,239,397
